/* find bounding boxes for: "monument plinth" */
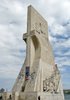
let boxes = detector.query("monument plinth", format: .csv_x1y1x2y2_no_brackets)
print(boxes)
11,5,64,100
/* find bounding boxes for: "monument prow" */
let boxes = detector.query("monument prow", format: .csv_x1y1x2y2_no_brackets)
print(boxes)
11,5,64,100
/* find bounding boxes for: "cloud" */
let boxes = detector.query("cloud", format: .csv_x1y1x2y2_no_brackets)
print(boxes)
0,0,26,80
0,0,70,90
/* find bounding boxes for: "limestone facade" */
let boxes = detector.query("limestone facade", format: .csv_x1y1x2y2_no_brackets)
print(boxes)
1,5,64,100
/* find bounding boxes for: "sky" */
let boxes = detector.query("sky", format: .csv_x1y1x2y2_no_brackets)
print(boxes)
0,0,70,91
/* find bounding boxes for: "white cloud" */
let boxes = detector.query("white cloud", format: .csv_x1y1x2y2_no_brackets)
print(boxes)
0,0,26,80
50,23,65,35
0,0,70,89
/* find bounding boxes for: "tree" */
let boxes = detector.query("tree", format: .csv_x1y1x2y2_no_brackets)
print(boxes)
0,88,5,93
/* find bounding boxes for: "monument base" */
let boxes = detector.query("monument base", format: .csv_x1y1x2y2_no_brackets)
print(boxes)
18,92,64,100
19,92,37,100
1,92,64,100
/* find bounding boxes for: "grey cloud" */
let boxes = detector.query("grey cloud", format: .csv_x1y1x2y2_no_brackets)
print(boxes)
0,0,70,90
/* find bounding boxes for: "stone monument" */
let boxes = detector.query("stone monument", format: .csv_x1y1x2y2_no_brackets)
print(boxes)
12,5,64,100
